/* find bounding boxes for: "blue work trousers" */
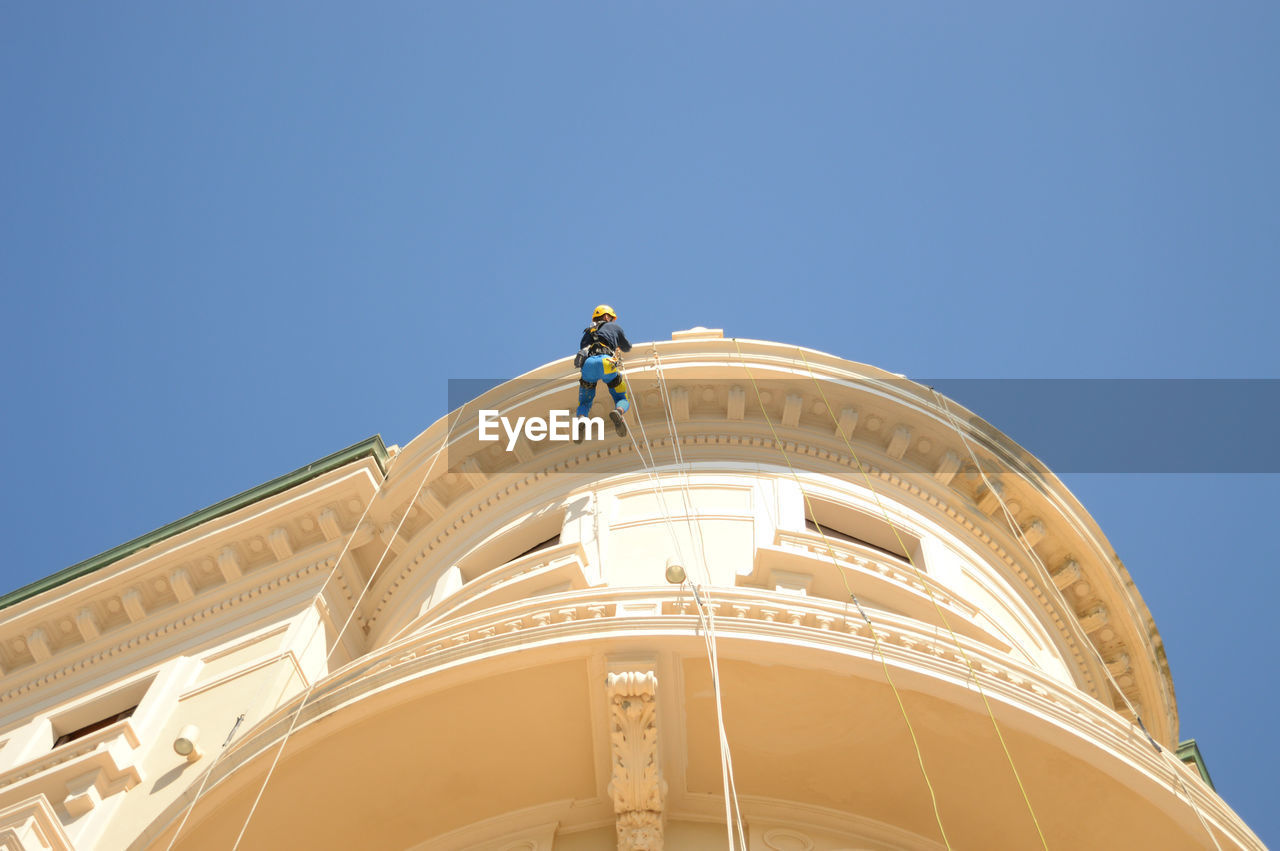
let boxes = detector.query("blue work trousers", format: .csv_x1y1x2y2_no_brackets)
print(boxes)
577,355,630,417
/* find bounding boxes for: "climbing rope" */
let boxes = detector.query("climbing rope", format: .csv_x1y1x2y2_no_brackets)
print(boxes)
646,349,750,849
733,339,961,850
164,434,403,849
225,411,465,850
789,347,1049,847
620,356,748,849
165,413,462,850
929,388,1225,851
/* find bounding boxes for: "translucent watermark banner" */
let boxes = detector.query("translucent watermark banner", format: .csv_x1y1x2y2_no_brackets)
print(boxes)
444,377,1280,473
926,379,1280,473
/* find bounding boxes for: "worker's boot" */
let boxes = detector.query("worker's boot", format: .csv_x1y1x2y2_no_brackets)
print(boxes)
609,410,627,438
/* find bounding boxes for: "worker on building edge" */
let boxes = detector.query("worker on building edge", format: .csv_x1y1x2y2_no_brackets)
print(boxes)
574,304,632,440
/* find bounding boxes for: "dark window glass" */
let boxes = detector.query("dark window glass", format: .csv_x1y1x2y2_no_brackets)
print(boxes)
53,706,136,748
805,518,906,561
510,534,561,562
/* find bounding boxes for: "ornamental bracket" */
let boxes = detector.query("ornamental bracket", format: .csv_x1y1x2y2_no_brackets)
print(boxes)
606,671,667,850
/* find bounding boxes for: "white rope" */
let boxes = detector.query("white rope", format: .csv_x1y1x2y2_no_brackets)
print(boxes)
620,384,748,850
164,435,412,849
620,388,738,850
618,375,691,571
225,411,464,849
625,352,748,849
931,389,1224,851
175,358,749,848
648,347,749,848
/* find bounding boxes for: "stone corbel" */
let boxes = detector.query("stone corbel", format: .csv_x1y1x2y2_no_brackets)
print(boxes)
669,388,689,423
976,481,1005,515
727,386,745,421
606,672,666,850
933,450,961,486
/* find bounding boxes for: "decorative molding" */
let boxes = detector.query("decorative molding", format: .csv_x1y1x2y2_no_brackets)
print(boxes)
762,827,815,851
1078,606,1109,634
1052,559,1081,590
121,589,146,624
933,450,961,486
415,488,447,520
215,548,242,582
975,481,1004,515
727,386,745,421
0,558,334,704
781,394,803,428
669,388,689,422
169,568,195,603
1020,519,1046,549
886,425,911,460
317,509,343,541
268,584,1226,842
0,719,141,819
74,610,99,643
25,632,49,665
511,439,535,464
0,795,75,851
835,408,858,440
323,355,1165,739
367,430,1107,714
379,525,409,558
268,528,294,561
606,671,665,850
460,458,489,490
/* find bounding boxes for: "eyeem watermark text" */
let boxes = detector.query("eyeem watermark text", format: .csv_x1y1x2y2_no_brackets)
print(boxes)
478,409,604,450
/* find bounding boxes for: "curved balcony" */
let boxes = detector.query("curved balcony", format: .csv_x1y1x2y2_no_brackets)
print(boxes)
148,584,1253,850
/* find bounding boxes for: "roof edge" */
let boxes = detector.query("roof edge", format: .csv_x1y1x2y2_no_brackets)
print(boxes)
1177,739,1216,790
0,436,389,612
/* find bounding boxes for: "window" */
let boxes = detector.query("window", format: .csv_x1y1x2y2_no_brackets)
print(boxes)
804,498,922,567
805,518,904,560
456,510,567,581
53,706,136,748
510,534,561,562
49,675,152,750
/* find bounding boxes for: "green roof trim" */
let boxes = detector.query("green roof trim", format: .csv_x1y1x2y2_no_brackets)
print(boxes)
0,436,389,612
1177,739,1216,790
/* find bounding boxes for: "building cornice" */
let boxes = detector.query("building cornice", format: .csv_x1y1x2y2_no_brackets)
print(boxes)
0,437,387,612
0,452,383,695
0,337,1180,752
361,336,1176,744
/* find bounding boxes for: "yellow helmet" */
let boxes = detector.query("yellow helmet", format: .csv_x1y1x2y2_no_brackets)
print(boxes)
592,304,616,322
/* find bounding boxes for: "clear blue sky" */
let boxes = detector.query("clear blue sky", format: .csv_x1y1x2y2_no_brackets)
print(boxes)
2,2,1277,843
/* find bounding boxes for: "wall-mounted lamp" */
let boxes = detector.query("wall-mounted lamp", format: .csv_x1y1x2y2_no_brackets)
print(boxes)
173,725,202,763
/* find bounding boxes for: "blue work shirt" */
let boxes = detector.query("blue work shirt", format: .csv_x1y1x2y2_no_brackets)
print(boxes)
580,321,633,354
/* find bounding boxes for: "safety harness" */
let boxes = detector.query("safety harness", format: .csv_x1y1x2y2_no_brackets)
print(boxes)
583,324,616,357
577,323,624,389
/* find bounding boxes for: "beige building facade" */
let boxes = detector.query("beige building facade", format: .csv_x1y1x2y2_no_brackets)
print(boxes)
0,330,1263,849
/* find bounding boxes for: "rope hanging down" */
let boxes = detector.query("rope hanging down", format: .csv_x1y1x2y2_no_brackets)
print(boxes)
789,347,1049,848
619,354,748,850
733,340,960,851
928,388,1226,851
166,413,463,851
165,439,399,850
227,412,465,850
648,349,750,850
